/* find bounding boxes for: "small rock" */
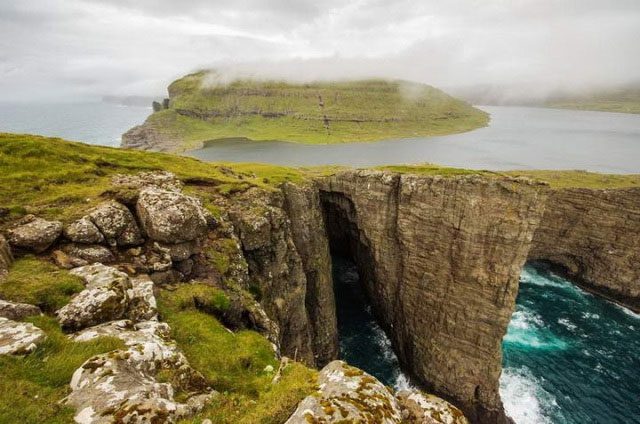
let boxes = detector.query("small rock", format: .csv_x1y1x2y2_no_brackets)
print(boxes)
127,275,158,321
202,419,213,424
0,299,41,320
63,216,105,244
63,244,115,264
89,201,143,247
159,241,199,261
263,365,274,373
149,269,182,286
52,250,88,269
0,235,13,279
136,188,209,243
6,215,62,253
396,389,470,424
56,264,131,331
0,317,45,355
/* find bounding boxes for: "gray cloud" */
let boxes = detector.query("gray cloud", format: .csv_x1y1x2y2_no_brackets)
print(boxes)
0,0,638,101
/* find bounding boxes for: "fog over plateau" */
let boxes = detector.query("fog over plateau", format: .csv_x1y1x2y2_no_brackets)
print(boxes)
1,0,639,102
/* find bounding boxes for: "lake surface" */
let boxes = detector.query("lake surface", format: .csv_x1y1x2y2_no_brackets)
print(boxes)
188,106,640,173
0,102,151,147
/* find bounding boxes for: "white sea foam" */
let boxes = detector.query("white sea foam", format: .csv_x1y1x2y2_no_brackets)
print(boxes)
557,317,577,332
500,367,557,424
613,303,640,319
393,371,414,391
504,307,567,350
581,312,600,320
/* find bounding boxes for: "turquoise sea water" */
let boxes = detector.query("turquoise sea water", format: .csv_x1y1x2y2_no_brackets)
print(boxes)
334,257,640,424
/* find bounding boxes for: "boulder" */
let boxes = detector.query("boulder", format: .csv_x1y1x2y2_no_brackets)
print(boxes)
56,264,131,331
397,390,470,424
285,360,403,424
0,317,45,355
64,216,105,244
88,201,143,247
112,171,183,192
159,241,199,261
0,235,12,279
0,299,41,320
63,244,115,264
136,188,209,243
52,250,88,269
67,319,213,423
5,215,62,252
127,276,158,321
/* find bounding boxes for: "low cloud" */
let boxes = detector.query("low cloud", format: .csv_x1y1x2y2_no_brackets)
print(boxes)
0,0,638,102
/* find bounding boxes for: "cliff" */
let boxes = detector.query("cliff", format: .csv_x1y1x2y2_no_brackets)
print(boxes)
318,170,549,423
122,71,489,152
529,187,640,312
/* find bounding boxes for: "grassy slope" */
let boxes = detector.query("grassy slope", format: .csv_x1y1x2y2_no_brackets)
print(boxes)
545,87,640,114
135,71,489,149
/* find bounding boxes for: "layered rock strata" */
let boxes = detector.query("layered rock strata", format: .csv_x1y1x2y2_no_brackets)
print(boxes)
528,187,640,312
318,170,548,423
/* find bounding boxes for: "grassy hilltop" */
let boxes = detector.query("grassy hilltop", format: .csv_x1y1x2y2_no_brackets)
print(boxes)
123,71,489,151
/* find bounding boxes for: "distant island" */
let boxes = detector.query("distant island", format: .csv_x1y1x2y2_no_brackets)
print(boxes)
122,71,489,152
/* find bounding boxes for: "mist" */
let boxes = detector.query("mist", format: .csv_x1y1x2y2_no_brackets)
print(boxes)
1,0,639,102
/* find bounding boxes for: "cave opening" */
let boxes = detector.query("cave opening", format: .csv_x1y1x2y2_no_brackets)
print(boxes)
320,191,411,389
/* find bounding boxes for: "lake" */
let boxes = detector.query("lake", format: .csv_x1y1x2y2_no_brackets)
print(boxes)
187,106,640,173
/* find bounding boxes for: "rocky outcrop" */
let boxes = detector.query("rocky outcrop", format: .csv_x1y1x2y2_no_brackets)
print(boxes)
5,215,62,252
136,188,211,243
529,187,640,312
286,360,468,424
0,299,41,320
67,320,212,423
64,216,105,244
0,317,45,355
86,201,142,247
318,170,548,423
56,264,132,331
0,235,12,279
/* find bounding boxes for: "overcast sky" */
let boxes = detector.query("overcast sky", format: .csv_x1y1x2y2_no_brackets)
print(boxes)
1,0,639,101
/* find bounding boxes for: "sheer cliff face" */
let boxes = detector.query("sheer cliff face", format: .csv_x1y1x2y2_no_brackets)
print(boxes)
318,170,548,424
529,188,640,312
227,183,337,367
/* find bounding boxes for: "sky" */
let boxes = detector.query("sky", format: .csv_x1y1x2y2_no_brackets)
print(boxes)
1,0,639,102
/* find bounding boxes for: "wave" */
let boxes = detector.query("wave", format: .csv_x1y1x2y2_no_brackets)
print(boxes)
500,367,560,424
504,307,567,350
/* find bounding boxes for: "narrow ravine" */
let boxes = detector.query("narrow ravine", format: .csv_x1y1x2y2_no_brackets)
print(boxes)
332,255,412,390
500,263,640,424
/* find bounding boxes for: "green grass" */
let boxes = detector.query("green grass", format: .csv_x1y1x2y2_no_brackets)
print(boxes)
545,87,640,114
157,285,317,424
0,256,84,313
0,133,307,222
376,164,640,190
0,316,123,424
131,71,489,151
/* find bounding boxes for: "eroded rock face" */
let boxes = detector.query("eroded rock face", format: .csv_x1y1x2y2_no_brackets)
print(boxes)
529,188,640,312
68,320,212,423
88,201,143,247
6,215,63,252
318,170,548,423
0,235,12,279
397,390,469,424
0,299,41,320
56,264,131,331
0,317,45,355
285,360,403,424
136,188,209,243
64,216,105,244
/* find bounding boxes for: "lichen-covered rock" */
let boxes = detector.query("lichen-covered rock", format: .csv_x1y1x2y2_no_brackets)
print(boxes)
397,390,469,424
285,360,403,424
5,215,63,252
0,235,12,279
52,249,88,269
63,244,115,264
0,317,45,355
88,201,143,247
56,264,131,331
0,299,41,320
127,276,158,321
67,319,213,423
159,241,199,261
136,188,209,243
64,216,105,244
112,171,183,192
